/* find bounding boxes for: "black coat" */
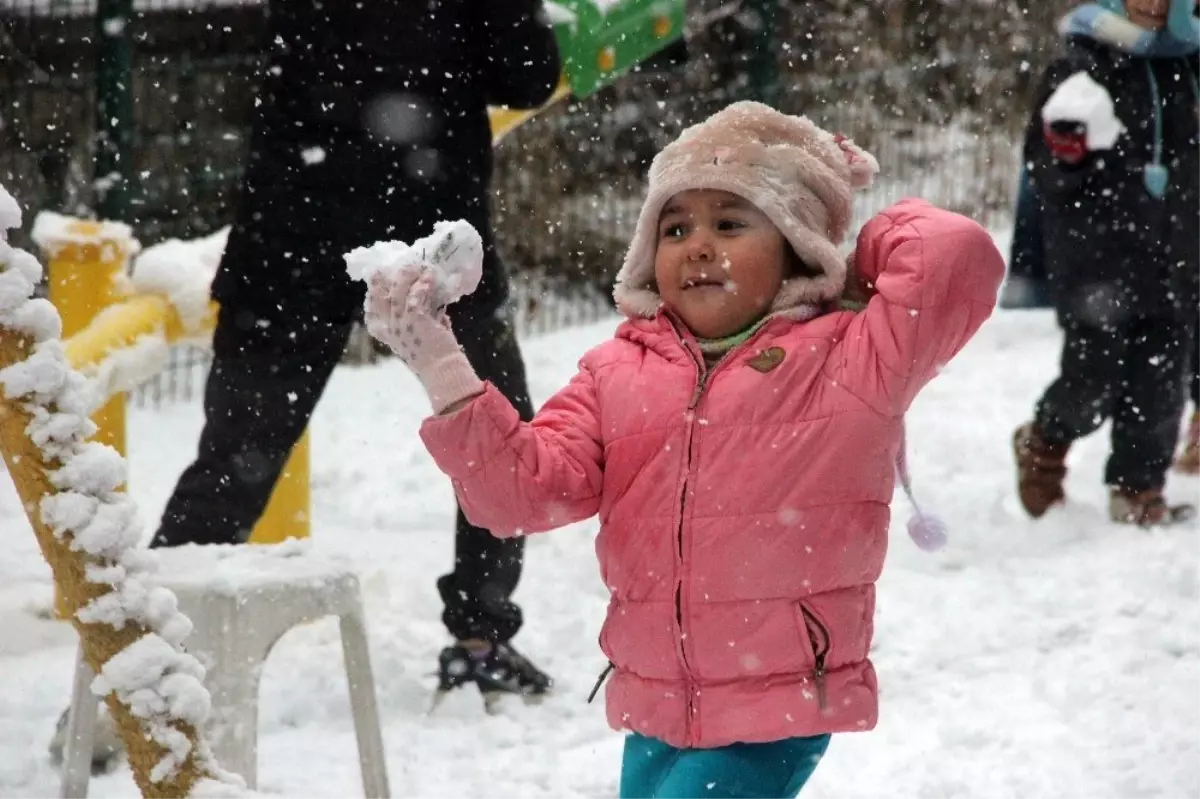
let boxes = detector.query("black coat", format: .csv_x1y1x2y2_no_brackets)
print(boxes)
212,0,561,324
1024,36,1199,323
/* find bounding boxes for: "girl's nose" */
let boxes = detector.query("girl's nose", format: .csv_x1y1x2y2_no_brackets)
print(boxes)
686,231,715,261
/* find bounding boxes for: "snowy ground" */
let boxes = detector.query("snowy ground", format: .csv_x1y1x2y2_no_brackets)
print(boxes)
1,308,1197,798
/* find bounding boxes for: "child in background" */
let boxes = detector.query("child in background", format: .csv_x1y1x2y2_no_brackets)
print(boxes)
1012,0,1198,524
364,102,1004,798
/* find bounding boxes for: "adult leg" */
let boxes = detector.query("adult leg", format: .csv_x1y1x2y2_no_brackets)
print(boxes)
151,305,353,547
432,302,551,699
435,304,534,643
1191,316,1199,407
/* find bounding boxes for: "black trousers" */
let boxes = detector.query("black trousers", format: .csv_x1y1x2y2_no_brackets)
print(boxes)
1035,313,1188,491
1190,319,1199,407
151,302,535,643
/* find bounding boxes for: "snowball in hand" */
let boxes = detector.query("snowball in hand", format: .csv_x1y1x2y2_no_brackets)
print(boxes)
344,219,483,309
1042,71,1124,150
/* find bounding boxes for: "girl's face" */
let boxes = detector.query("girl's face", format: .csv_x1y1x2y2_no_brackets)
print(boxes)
1125,0,1169,30
653,189,788,340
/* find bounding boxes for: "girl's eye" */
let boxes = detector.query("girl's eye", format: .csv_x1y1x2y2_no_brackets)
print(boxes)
662,223,686,239
717,219,746,232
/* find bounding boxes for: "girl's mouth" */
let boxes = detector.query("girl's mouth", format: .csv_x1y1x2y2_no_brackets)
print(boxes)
682,277,725,289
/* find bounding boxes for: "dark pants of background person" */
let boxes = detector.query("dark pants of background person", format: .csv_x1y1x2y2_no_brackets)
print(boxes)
150,301,535,643
1035,313,1188,490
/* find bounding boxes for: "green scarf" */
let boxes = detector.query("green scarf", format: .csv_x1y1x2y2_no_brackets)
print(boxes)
692,299,865,367
695,317,771,366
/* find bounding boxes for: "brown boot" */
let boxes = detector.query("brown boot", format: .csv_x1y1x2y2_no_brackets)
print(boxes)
1109,487,1173,527
1013,422,1070,518
1174,410,1199,475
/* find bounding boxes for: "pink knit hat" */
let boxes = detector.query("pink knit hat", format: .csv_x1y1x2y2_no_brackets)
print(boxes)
613,101,879,319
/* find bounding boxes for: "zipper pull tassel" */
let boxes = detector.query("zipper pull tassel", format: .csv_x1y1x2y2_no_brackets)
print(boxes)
587,662,615,704
814,658,828,711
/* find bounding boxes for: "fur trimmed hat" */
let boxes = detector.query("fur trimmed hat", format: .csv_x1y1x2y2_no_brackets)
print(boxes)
613,101,878,319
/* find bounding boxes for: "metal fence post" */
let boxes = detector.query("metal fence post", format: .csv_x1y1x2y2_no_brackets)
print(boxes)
745,0,780,107
94,0,134,222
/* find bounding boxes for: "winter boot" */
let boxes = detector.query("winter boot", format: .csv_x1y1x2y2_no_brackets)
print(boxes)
1174,410,1200,475
1109,487,1196,527
1013,422,1070,517
48,703,123,775
431,639,553,714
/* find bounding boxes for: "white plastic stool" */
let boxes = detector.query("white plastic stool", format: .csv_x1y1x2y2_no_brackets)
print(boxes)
60,542,390,798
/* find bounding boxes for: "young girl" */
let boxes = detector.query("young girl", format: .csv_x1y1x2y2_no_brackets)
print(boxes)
363,102,1005,798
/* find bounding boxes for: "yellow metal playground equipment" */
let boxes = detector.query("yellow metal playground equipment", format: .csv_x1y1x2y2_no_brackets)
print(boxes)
35,218,310,549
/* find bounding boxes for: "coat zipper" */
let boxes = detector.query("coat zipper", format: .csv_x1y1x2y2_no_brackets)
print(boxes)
799,605,830,711
674,353,706,744
672,321,772,743
588,330,731,714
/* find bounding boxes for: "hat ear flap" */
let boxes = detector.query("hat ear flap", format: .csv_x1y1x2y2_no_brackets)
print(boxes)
1168,0,1199,41
833,134,879,191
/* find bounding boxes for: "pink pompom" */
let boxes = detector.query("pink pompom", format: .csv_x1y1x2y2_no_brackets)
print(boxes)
907,512,948,552
832,133,879,190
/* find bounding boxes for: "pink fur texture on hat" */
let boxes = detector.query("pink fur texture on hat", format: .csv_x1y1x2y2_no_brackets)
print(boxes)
613,101,879,319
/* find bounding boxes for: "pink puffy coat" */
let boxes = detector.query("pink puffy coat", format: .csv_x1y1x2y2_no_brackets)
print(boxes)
420,199,1005,748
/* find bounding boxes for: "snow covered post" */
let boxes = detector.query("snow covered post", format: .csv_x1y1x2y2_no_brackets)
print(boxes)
33,212,139,621
33,212,139,458
0,190,239,797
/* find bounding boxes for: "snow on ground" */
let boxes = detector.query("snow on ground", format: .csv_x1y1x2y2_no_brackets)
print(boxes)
1,308,1197,798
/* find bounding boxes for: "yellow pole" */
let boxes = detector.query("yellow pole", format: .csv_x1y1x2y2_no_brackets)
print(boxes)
45,222,129,456
249,429,310,544
42,220,131,619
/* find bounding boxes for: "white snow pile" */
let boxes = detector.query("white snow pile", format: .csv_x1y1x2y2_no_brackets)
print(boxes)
541,1,578,25
188,777,264,798
80,226,227,409
1042,71,1125,150
582,0,624,14
130,226,228,338
78,330,172,410
0,184,21,231
344,219,483,309
30,210,140,261
0,185,240,795
150,538,355,597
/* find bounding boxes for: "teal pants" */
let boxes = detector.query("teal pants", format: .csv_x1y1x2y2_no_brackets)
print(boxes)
619,732,831,799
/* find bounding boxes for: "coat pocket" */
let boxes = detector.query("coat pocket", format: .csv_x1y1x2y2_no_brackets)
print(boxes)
795,601,831,710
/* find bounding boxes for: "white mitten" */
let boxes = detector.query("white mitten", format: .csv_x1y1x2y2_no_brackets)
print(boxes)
363,265,484,413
